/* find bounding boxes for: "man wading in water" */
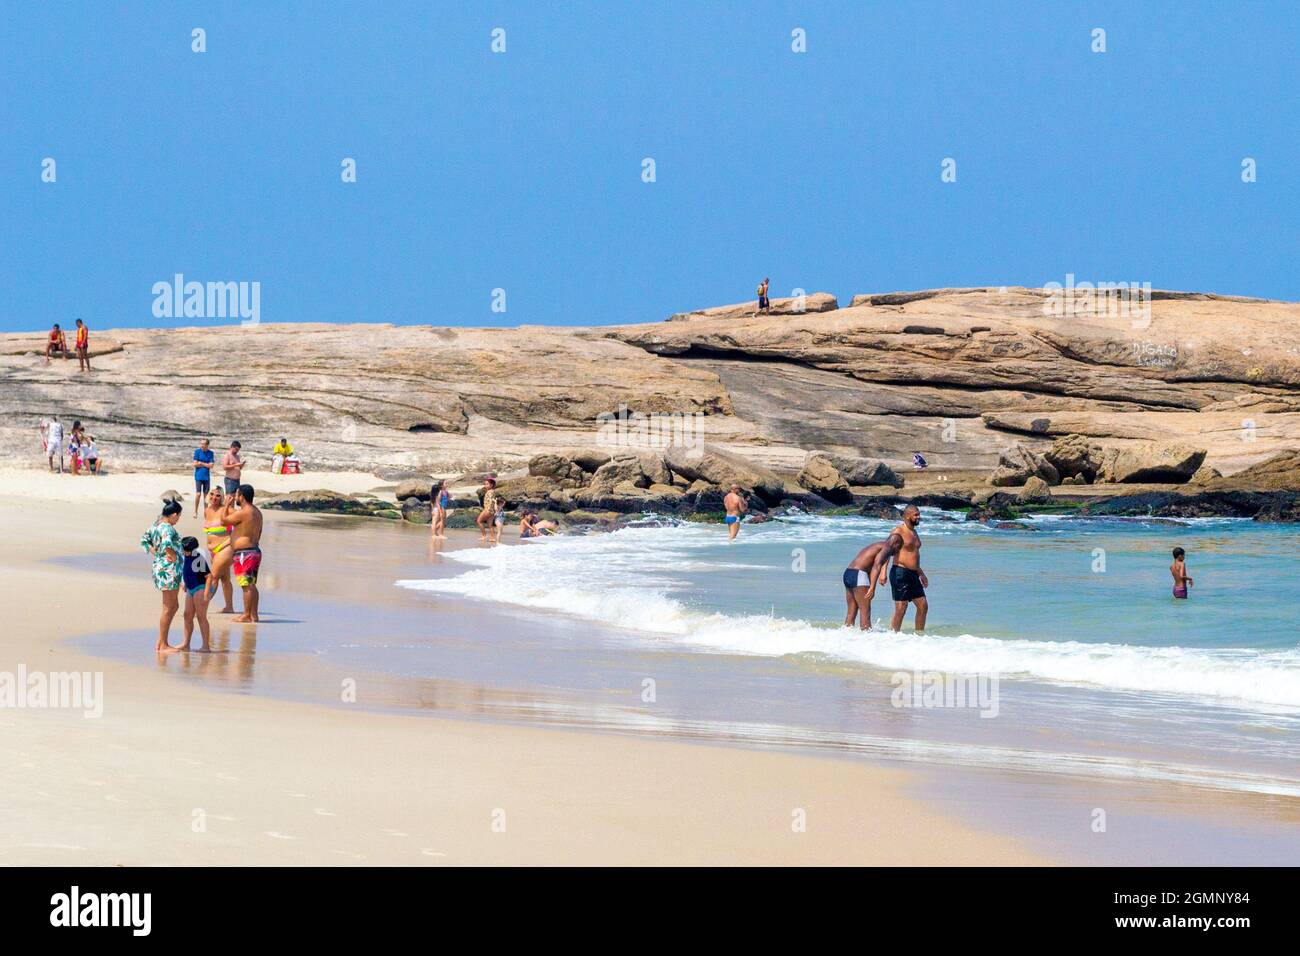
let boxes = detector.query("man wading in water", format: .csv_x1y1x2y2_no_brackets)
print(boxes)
887,505,929,632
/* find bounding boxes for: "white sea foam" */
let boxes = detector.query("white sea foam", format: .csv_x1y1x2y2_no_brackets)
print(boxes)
397,524,1300,710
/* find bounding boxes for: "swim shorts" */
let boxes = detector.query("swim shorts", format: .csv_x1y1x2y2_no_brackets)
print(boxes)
224,477,240,495
724,515,739,525
1173,585,1188,599
233,547,262,587
843,568,871,589
195,477,211,494
889,565,925,602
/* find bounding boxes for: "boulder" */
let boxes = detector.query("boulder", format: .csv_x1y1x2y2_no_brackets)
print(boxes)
567,448,614,473
260,489,395,517
1189,464,1222,485
394,477,435,501
1252,495,1300,523
590,455,649,492
495,475,569,508
1096,443,1206,484
796,454,852,504
1016,476,1051,503
528,453,586,482
859,500,903,520
824,453,904,488
1044,434,1106,482
965,492,1020,522
401,498,432,524
989,444,1060,487
664,444,785,503
160,489,183,503
1210,450,1300,491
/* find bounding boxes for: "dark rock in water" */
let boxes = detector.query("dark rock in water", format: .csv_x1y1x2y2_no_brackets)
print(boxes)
908,493,974,510
1253,496,1300,523
401,498,432,524
1078,490,1300,519
966,492,1020,522
859,500,903,520
261,489,399,519
444,510,479,529
992,521,1037,531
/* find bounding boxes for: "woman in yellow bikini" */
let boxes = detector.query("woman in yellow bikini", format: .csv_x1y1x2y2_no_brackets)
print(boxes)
202,487,237,613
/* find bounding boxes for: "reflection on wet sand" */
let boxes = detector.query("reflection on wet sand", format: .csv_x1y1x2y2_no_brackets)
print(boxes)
161,625,259,685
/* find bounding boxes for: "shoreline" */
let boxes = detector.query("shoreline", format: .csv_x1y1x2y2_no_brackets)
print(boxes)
1,491,1055,865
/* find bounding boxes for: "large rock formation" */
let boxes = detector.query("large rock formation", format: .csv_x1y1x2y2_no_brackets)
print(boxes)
4,288,1297,489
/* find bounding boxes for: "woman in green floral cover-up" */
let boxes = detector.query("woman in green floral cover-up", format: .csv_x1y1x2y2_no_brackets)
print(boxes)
140,500,185,653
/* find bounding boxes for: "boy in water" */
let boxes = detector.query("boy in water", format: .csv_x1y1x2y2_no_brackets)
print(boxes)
1170,547,1193,599
179,537,212,651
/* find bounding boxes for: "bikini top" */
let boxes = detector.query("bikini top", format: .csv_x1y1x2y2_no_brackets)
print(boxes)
204,524,231,537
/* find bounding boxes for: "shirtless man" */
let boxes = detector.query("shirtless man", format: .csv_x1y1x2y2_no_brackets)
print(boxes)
885,505,928,631
215,483,264,623
44,324,68,363
202,487,237,613
723,484,748,540
842,535,901,629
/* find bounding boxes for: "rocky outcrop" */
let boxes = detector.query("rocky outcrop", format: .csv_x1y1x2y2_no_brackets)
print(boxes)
668,293,839,322
663,444,785,503
989,444,1060,486
1207,450,1300,491
795,454,851,504
822,453,903,488
1041,434,1205,485
1016,476,1051,503
261,489,401,519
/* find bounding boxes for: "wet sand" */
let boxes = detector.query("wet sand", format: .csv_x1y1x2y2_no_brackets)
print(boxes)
0,488,1050,865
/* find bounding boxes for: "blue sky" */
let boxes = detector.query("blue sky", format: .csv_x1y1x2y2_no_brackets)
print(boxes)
3,1,1296,332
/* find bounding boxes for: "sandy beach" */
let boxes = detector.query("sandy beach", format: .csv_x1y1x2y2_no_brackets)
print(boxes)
0,476,1050,866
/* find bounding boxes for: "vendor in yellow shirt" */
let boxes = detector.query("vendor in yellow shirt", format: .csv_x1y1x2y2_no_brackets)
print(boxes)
271,437,294,474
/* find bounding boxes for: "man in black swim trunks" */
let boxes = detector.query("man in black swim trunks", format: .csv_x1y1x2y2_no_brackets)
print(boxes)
886,505,929,632
842,535,901,629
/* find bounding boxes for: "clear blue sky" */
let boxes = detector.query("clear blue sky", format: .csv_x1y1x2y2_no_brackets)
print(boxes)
3,1,1296,332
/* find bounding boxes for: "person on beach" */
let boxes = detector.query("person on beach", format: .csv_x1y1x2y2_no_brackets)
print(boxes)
491,496,506,544
222,440,244,495
1171,547,1194,599
214,484,264,623
430,480,450,537
74,319,90,372
887,505,929,632
140,500,185,653
67,430,83,476
476,477,498,541
723,484,748,540
753,277,770,316
912,452,928,471
192,438,215,516
519,510,558,538
842,535,902,630
45,417,64,473
271,436,293,474
179,536,213,652
83,435,100,475
202,488,237,613
44,323,69,363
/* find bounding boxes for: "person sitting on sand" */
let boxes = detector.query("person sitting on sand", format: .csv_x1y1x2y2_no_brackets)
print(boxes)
476,477,498,541
723,484,748,540
271,437,293,474
886,505,929,632
912,452,928,470
202,487,237,613
431,480,450,538
214,484,264,623
74,319,90,372
44,324,69,363
83,435,101,475
842,535,902,630
519,510,558,538
179,536,212,652
1171,547,1194,600
140,501,185,653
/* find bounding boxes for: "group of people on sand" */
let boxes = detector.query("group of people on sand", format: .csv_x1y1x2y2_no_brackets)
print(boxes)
138,438,267,654
40,417,102,475
43,319,92,371
427,476,562,544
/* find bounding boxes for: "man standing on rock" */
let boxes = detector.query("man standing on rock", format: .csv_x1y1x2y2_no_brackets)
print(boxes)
215,483,264,623
886,505,928,631
753,277,770,316
723,484,748,540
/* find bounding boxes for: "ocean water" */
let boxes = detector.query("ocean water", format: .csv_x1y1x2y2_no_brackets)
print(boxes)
395,510,1300,795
